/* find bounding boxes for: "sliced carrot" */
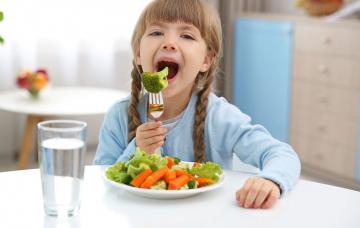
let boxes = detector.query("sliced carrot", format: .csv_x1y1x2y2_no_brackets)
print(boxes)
163,169,176,183
140,166,169,189
130,169,153,187
166,157,176,168
193,162,202,167
194,177,214,187
175,169,194,179
168,175,190,190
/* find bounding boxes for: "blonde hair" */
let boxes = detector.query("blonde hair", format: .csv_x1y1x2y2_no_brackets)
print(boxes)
128,0,222,162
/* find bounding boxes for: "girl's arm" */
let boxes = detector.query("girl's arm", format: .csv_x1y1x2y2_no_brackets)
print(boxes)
207,97,301,196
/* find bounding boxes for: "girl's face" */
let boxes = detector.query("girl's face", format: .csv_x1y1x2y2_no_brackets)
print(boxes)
136,21,212,99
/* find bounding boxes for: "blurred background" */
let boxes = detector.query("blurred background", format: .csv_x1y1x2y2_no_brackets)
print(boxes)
1,0,360,191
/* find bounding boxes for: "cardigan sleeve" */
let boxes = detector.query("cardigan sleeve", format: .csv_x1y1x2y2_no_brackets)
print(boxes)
93,100,137,165
207,96,301,195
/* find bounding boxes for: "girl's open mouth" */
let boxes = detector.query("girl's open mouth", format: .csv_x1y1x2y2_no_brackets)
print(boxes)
156,61,179,80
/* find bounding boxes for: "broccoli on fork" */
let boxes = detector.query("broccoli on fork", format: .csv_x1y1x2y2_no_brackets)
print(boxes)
141,67,169,93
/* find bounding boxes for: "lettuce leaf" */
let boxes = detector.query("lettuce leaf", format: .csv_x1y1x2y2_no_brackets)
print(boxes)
190,162,223,182
127,147,167,171
106,162,131,184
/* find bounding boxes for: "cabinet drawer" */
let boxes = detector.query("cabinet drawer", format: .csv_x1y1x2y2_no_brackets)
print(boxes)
290,133,356,179
294,24,360,55
292,81,359,119
293,53,360,89
290,108,357,148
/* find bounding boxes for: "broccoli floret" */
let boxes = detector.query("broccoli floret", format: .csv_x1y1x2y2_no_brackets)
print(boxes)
141,67,168,93
173,157,180,164
187,179,198,189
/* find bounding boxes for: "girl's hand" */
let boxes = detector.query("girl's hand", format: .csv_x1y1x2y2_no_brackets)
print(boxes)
135,121,167,154
236,177,280,209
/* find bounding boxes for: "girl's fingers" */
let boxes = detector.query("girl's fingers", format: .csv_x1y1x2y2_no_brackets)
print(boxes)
243,179,264,208
140,121,162,130
253,184,272,208
236,178,281,209
142,135,166,145
140,127,167,139
261,188,280,209
236,178,254,207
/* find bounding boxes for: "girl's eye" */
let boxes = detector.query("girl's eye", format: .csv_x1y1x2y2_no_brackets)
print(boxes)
149,31,163,36
181,34,195,40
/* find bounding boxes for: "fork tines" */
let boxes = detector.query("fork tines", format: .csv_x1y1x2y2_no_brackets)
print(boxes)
148,92,164,119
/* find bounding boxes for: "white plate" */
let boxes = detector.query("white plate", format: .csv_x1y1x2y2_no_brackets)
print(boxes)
103,164,226,199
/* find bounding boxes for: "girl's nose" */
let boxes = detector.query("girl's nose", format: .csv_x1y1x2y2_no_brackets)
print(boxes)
162,43,176,51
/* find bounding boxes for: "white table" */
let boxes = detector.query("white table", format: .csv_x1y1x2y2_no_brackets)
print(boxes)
1,166,359,228
0,87,128,169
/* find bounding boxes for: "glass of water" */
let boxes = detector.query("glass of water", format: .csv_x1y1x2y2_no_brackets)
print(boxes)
38,120,87,217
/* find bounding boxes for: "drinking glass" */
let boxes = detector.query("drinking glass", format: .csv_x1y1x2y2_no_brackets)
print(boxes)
38,120,87,217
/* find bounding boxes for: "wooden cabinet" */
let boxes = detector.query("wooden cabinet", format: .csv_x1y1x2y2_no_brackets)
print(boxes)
233,14,360,188
290,17,360,184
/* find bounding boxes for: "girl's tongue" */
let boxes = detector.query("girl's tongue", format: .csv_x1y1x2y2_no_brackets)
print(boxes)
157,61,179,80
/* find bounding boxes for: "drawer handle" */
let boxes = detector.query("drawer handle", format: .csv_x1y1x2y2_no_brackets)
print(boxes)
321,36,331,45
317,125,327,133
317,65,329,74
319,96,329,104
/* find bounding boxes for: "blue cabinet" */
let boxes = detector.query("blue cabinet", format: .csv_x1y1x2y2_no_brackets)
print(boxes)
233,18,294,143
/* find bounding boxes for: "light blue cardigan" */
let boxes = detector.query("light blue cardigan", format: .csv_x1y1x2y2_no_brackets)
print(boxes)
94,92,301,195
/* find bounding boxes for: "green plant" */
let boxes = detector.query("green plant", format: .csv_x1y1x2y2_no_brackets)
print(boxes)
0,11,4,44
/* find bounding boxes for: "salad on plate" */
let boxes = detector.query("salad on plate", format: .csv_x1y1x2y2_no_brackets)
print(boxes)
105,147,224,191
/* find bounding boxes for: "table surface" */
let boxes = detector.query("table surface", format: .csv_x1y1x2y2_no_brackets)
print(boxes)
1,166,360,228
0,87,129,116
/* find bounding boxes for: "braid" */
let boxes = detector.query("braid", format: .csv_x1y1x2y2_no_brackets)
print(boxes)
193,67,215,162
128,61,143,142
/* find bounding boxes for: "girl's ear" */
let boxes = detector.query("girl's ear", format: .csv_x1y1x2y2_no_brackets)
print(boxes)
199,52,214,72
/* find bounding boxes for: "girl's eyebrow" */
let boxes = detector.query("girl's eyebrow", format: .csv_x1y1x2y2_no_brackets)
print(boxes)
148,22,198,33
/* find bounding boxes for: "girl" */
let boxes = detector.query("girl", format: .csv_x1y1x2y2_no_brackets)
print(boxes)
94,0,301,209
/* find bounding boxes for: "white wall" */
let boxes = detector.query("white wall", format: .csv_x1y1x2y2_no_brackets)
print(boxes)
0,0,151,157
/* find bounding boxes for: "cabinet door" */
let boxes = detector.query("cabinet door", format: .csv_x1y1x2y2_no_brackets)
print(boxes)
233,18,293,142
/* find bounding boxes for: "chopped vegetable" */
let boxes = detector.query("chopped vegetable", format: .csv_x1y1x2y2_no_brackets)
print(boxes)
163,169,176,183
140,166,169,189
194,177,214,187
175,169,193,179
150,180,167,190
173,157,180,164
141,67,168,93
187,179,198,189
168,175,190,190
166,157,176,168
106,166,132,185
130,169,153,187
190,162,223,182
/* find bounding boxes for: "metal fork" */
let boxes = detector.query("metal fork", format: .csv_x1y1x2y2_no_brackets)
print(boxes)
148,92,164,120
148,92,164,155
